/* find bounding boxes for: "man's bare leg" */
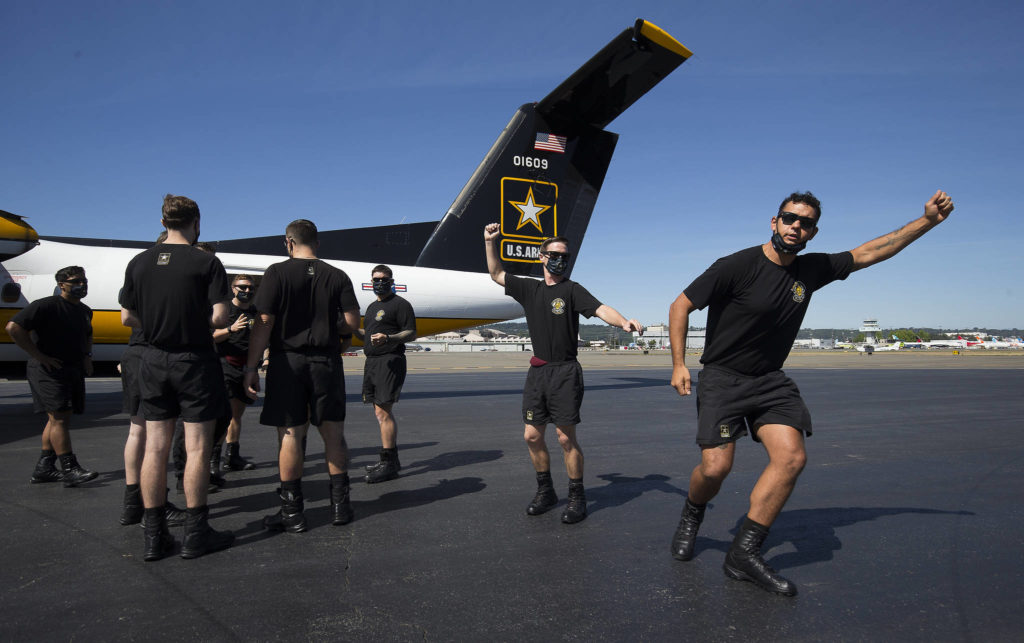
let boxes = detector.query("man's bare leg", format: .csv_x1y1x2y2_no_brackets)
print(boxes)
747,424,806,527
182,420,215,509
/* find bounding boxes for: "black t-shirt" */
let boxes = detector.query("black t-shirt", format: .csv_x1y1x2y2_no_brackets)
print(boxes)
684,245,854,375
505,274,601,362
253,258,359,353
11,295,93,362
119,243,231,353
363,294,416,357
217,302,258,358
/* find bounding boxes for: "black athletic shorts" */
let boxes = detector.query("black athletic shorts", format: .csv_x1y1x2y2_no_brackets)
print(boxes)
120,344,144,416
362,353,407,407
138,347,229,423
261,351,346,427
522,360,584,426
695,365,812,446
27,359,85,414
221,359,254,405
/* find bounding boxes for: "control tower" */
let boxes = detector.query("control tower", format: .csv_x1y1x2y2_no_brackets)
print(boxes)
859,318,880,345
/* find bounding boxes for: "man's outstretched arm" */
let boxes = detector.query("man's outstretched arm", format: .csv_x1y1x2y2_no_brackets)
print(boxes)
849,190,954,271
594,305,642,333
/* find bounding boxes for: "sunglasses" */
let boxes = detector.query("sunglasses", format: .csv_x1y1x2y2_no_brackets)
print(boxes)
372,277,392,284
64,278,88,285
542,251,571,259
234,284,253,291
778,212,818,229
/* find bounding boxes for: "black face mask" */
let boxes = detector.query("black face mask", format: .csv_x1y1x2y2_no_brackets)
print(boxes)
545,255,569,276
235,290,253,303
372,279,393,296
69,285,88,299
770,231,806,255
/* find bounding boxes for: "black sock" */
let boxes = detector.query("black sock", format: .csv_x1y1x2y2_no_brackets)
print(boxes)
40,449,56,458
282,479,302,495
536,471,552,486
330,473,349,488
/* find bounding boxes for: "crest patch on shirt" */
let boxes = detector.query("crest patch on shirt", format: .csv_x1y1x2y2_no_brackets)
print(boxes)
719,424,731,438
156,253,171,266
375,310,385,321
306,263,316,276
551,298,566,315
791,281,806,303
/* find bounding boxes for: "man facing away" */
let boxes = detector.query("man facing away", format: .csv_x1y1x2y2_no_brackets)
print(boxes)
120,194,234,561
244,219,361,532
668,190,954,596
484,223,643,524
6,266,98,487
355,264,417,483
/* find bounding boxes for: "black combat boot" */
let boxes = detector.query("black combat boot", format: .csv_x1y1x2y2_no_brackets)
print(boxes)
180,505,234,559
222,442,256,471
670,499,707,561
30,450,63,483
120,484,144,525
59,452,98,487
330,474,353,526
526,471,557,515
365,449,400,484
263,484,307,533
209,447,227,488
143,507,175,562
561,481,587,524
164,498,187,527
723,516,797,596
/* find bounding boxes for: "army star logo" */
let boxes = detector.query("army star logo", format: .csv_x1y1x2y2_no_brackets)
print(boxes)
375,310,385,321
509,186,551,233
791,281,806,303
719,424,731,438
156,252,171,266
551,298,566,315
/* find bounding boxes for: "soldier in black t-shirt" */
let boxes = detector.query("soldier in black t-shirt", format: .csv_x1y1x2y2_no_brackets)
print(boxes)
120,194,234,561
485,223,642,525
245,219,361,532
212,273,262,472
355,265,417,483
667,190,954,596
6,265,98,487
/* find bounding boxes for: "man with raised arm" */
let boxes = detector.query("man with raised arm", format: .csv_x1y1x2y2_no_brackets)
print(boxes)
484,223,643,524
668,190,954,596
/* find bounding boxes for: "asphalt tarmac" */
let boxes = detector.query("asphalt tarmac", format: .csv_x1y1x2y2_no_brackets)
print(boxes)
1,351,1022,641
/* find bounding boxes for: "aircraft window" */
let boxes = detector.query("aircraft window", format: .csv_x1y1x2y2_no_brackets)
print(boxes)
2,282,22,303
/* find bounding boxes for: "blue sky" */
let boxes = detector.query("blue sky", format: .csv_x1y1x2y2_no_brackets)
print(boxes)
2,0,1021,330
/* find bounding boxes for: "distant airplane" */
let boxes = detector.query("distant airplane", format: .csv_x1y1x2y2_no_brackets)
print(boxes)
1,19,693,362
857,336,903,352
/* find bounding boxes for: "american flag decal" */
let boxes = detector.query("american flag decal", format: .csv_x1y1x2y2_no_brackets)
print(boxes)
534,133,567,153
361,283,407,293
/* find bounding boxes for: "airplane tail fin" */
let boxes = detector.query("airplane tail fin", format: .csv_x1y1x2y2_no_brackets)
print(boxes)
414,19,692,277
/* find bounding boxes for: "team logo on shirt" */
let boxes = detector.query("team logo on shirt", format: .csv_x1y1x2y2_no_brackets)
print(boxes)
551,298,566,315
306,263,316,276
156,253,171,266
375,310,385,321
791,281,806,303
719,424,731,438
